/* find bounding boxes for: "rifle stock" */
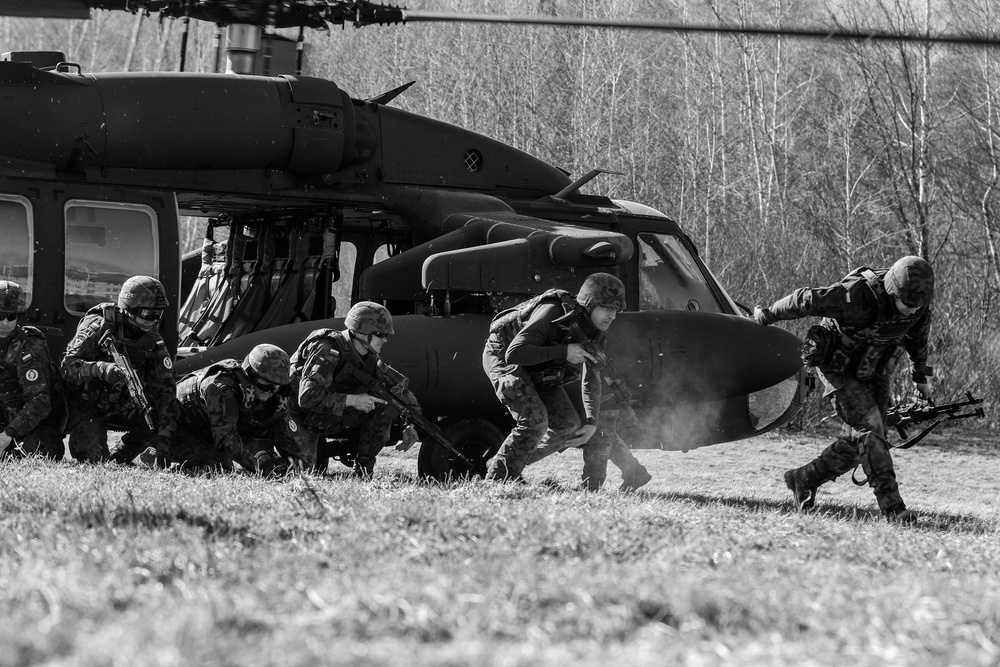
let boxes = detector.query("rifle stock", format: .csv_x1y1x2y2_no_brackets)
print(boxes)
344,365,472,466
98,330,156,430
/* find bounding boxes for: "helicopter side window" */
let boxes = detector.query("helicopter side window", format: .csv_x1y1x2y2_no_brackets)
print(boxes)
332,242,358,317
637,232,722,313
64,200,158,314
0,195,33,307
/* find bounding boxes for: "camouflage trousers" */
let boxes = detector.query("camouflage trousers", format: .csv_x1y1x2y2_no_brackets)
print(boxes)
578,410,645,490
792,367,903,513
0,391,68,461
170,426,249,472
66,400,156,464
287,403,395,474
483,350,581,481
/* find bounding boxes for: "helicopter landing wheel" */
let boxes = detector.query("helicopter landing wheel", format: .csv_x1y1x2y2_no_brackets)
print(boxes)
417,417,503,482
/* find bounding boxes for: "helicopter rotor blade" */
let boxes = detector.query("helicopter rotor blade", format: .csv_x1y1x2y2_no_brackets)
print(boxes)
399,11,1000,48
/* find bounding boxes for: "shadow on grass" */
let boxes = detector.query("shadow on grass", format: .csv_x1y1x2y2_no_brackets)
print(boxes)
641,489,996,534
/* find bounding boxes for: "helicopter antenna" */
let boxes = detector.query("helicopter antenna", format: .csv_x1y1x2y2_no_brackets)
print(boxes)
550,169,624,202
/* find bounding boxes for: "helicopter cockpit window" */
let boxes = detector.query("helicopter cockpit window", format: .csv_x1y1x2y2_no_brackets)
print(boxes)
637,232,722,313
64,200,158,314
0,195,33,307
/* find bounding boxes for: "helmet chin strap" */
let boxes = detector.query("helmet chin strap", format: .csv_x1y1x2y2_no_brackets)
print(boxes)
348,330,374,355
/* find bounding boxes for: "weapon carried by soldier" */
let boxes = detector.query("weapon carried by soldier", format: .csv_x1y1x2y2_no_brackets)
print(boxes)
565,321,640,427
98,330,156,430
887,391,985,449
341,363,473,467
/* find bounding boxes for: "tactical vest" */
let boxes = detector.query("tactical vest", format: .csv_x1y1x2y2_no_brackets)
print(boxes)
806,268,925,380
177,358,244,407
0,326,58,402
290,328,375,399
73,304,162,404
488,289,576,350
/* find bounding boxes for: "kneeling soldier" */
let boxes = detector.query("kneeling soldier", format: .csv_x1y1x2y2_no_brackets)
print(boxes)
287,301,418,477
173,344,302,473
61,275,176,465
0,280,67,459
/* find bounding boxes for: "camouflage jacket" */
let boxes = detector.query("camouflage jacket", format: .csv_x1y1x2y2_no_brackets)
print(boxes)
176,359,301,467
767,267,932,381
289,328,417,422
61,303,177,438
0,325,59,439
491,290,605,424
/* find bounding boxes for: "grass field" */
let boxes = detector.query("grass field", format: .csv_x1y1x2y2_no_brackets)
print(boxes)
2,427,998,667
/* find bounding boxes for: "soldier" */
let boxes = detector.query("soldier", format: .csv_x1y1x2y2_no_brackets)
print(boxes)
287,301,418,477
0,280,67,459
61,275,177,465
484,272,641,484
172,344,303,473
754,256,935,523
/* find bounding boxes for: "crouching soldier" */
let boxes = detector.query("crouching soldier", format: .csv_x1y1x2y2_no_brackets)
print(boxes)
287,301,418,477
61,275,177,465
754,256,935,524
172,344,302,474
0,281,67,459
484,272,629,483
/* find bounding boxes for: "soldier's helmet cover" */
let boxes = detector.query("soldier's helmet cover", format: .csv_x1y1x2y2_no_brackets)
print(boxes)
0,280,24,313
576,272,626,311
243,344,291,385
118,275,169,311
883,256,934,307
345,301,395,336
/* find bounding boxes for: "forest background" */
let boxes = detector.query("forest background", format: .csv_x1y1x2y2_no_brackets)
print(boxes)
3,0,998,424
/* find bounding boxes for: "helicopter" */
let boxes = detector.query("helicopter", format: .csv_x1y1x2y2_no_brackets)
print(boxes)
0,0,898,479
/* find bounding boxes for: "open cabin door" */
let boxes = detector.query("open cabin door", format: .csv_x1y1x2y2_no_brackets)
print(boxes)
0,179,180,358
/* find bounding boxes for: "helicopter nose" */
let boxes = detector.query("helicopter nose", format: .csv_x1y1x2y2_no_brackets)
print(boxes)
607,311,803,404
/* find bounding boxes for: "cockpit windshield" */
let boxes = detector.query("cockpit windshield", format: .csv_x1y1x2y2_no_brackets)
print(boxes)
637,232,735,314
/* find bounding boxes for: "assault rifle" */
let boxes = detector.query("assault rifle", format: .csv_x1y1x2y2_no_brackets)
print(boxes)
98,330,155,430
887,391,985,449
343,364,472,467
565,322,639,427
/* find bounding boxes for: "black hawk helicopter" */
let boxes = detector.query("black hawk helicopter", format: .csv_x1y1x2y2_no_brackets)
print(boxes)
9,0,978,477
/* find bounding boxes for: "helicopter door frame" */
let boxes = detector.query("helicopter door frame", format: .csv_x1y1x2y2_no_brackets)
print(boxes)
0,178,180,356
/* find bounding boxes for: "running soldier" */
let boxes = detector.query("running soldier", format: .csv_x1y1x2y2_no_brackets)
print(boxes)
61,275,177,465
754,256,935,523
287,301,418,477
484,272,641,484
173,344,302,473
0,280,67,459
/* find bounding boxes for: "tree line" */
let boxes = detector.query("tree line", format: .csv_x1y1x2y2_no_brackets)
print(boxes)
2,0,997,423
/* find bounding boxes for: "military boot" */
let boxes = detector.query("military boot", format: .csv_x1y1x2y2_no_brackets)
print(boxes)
884,504,918,524
784,468,817,512
620,464,652,492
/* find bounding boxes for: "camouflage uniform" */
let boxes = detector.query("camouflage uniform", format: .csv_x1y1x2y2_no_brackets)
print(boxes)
483,289,603,481
61,303,177,463
0,281,67,459
756,257,933,517
287,327,410,475
174,359,301,472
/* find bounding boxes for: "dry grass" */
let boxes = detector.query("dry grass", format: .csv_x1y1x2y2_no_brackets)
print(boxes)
1,426,998,667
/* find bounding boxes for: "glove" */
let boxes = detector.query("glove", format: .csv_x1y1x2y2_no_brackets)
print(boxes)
149,435,171,469
0,431,13,454
92,361,126,384
752,306,776,326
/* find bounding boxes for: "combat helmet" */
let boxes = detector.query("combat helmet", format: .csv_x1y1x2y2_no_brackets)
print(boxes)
576,273,626,311
242,344,291,386
345,301,394,336
884,256,934,307
0,280,24,313
118,275,169,312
